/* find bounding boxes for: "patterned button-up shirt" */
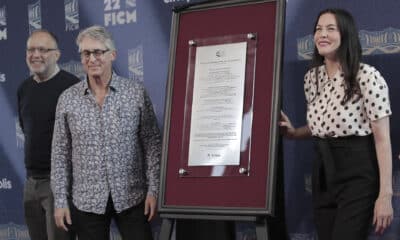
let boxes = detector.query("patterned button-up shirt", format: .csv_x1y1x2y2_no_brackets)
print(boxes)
51,73,161,214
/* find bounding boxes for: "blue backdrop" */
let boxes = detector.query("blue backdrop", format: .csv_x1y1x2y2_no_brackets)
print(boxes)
0,0,399,239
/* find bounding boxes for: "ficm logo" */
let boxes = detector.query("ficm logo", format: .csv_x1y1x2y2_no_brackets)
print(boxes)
104,0,137,27
65,0,79,31
0,178,12,190
28,0,42,34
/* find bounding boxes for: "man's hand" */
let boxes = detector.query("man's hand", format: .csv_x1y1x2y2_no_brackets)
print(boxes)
144,195,157,221
54,208,71,231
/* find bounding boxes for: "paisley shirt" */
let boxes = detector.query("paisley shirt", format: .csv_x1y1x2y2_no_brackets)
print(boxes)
51,73,161,214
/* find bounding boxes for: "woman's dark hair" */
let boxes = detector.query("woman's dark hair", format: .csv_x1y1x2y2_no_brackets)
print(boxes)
310,8,362,104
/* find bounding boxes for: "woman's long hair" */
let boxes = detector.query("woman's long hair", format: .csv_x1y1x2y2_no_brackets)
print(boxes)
310,8,362,104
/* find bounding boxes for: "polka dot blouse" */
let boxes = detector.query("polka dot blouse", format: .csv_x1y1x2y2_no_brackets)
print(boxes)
304,63,391,138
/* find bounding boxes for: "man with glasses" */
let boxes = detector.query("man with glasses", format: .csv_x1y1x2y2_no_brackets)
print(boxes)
17,30,80,240
51,25,161,240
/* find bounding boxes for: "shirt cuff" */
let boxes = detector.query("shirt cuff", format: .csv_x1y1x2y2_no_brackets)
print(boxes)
54,193,68,209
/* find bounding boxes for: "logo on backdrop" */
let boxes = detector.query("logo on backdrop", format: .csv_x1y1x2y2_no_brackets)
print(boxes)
60,60,86,80
0,72,5,82
16,117,24,149
64,0,79,31
296,35,314,60
297,27,400,60
128,45,143,82
0,178,12,190
28,0,42,34
360,27,400,55
0,5,7,41
0,223,29,239
104,0,136,27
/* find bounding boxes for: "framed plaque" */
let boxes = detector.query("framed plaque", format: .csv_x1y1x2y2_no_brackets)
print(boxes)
180,33,257,177
159,0,285,216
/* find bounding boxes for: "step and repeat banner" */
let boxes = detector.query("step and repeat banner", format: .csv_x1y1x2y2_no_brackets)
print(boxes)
0,0,399,239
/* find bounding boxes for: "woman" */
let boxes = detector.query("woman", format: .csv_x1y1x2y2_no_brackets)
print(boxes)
280,9,393,239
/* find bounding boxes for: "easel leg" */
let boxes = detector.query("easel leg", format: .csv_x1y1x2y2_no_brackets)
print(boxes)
256,218,269,240
159,218,174,240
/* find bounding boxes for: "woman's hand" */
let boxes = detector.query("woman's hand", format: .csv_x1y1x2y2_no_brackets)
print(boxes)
371,117,393,235
279,111,296,138
279,111,312,139
373,194,393,235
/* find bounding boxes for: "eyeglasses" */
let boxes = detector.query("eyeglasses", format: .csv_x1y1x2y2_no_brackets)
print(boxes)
80,49,109,60
26,47,58,54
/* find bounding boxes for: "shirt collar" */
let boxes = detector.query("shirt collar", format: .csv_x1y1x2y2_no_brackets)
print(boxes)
81,71,120,96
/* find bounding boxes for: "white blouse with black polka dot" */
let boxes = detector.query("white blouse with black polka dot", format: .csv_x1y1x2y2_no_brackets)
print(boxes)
304,63,391,138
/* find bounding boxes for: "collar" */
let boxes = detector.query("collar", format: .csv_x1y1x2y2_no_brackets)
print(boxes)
81,71,120,96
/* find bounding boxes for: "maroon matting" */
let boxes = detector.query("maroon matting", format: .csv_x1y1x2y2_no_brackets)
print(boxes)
163,1,278,210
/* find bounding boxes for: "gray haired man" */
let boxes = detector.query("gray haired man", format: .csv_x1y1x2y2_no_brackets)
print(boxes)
51,25,161,240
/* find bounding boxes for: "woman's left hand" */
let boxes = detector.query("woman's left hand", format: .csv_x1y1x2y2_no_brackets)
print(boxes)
373,194,393,235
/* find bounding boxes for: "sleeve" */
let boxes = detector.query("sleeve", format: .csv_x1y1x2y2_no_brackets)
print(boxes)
50,93,73,209
139,87,161,198
359,66,391,121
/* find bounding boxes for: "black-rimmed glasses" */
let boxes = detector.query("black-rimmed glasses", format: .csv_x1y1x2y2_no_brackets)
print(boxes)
26,47,58,54
80,49,109,60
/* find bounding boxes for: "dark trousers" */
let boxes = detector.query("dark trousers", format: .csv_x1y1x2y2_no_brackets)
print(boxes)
71,196,152,240
313,135,379,240
23,177,74,240
176,220,236,240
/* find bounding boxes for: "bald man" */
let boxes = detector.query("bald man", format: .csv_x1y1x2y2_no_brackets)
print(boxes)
17,30,80,240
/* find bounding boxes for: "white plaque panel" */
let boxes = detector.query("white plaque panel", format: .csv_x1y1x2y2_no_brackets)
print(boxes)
188,42,247,166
